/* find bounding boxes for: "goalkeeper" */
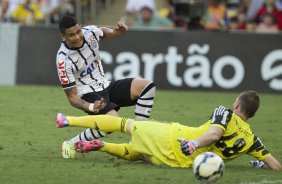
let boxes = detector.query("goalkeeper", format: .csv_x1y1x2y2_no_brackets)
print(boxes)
56,90,281,171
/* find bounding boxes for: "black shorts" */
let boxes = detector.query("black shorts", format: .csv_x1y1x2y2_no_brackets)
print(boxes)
81,78,136,115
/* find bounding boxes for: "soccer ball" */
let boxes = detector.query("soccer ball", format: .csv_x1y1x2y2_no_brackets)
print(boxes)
193,152,224,183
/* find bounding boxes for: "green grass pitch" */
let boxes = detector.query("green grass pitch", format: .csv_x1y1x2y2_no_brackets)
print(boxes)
0,85,281,184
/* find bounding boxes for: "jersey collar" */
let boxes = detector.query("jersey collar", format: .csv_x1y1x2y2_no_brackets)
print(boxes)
63,38,86,50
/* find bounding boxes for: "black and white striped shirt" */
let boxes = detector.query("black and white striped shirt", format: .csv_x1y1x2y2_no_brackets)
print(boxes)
56,25,110,96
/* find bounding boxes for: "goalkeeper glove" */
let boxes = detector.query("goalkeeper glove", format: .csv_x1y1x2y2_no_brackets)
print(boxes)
249,160,267,169
212,106,229,124
177,138,199,156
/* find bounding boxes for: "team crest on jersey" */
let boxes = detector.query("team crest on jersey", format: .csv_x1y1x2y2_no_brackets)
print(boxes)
88,36,98,50
57,61,69,84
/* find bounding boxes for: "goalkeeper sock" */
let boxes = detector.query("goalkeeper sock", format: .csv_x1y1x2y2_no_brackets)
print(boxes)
100,142,141,161
135,82,155,120
67,128,107,144
66,115,129,134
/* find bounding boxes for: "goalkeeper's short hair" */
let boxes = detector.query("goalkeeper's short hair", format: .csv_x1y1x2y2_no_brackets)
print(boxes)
238,91,260,119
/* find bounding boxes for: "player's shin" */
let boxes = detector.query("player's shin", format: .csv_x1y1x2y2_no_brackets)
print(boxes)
135,82,155,120
66,115,130,133
100,142,141,161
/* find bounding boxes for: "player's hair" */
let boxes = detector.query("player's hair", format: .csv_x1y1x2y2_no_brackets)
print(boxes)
238,90,260,119
59,15,78,34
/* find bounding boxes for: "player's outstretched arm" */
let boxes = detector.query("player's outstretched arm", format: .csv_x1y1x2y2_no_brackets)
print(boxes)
195,106,229,148
101,22,128,39
260,155,281,171
197,126,224,148
178,126,224,156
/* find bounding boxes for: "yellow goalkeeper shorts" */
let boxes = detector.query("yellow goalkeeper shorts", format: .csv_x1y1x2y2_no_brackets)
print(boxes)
130,120,181,167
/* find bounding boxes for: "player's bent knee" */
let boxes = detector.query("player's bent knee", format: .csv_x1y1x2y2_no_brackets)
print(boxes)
106,109,120,117
131,78,155,99
132,78,152,88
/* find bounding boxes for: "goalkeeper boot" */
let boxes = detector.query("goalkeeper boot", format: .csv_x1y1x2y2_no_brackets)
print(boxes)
74,139,104,153
56,113,69,128
61,141,76,159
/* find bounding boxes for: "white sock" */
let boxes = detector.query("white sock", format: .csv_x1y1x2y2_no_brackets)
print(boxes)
67,128,107,144
135,82,156,120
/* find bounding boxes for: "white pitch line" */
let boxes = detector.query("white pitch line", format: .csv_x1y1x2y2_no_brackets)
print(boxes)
240,180,282,184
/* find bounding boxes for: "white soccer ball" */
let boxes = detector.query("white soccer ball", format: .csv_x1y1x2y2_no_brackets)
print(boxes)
193,152,225,183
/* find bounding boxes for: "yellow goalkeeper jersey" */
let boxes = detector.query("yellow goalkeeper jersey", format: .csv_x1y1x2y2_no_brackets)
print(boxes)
169,106,270,168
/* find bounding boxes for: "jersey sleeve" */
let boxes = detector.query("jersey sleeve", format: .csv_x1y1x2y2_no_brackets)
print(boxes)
84,25,103,40
247,136,270,161
56,54,76,89
210,106,232,130
93,26,104,39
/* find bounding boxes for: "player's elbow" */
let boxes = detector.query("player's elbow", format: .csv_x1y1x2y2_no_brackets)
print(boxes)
68,97,80,109
210,133,221,143
69,101,77,108
208,130,222,143
207,127,224,144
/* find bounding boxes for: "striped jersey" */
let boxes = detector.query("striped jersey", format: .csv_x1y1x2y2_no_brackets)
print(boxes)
56,25,110,96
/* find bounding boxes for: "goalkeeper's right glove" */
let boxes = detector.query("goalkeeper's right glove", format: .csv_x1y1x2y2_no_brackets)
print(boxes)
177,138,199,156
249,160,267,169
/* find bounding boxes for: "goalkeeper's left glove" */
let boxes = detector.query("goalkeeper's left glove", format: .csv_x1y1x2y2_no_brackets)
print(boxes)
177,138,199,156
249,160,268,169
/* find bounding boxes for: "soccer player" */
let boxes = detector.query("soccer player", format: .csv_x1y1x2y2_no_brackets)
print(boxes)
56,91,281,171
56,15,156,159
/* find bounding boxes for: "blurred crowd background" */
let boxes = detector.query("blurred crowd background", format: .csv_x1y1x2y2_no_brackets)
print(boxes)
0,0,282,33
